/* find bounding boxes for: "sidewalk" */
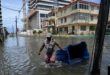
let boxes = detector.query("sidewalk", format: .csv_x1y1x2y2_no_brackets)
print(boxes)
18,32,96,38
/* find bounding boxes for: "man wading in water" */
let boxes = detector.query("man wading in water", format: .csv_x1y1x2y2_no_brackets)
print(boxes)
38,33,63,63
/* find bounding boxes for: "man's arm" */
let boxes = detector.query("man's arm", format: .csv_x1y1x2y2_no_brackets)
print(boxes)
55,42,63,50
38,43,45,55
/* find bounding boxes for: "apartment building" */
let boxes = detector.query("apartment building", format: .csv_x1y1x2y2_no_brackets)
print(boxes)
28,0,71,31
0,0,2,28
42,9,56,34
56,0,99,35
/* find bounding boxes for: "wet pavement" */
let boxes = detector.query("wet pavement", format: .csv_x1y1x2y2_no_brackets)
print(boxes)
0,35,110,75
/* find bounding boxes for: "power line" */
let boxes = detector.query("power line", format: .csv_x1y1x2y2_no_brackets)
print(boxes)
18,0,28,22
19,0,28,14
1,0,28,17
1,5,20,12
2,0,28,30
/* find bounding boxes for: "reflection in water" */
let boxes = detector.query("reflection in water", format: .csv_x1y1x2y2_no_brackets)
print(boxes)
16,36,19,47
0,36,109,75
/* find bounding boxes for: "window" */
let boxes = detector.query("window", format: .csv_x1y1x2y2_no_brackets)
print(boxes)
61,11,63,16
79,4,89,10
40,14,47,17
89,26,96,31
79,14,85,20
64,17,67,23
79,4,82,9
91,15,94,21
78,13,89,21
72,16,76,21
61,19,63,23
48,13,55,17
41,18,44,22
59,28,62,32
80,26,86,31
91,6,94,10
72,4,77,10
64,27,68,33
72,13,78,22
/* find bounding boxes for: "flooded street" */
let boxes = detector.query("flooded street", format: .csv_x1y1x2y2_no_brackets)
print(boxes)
0,35,110,75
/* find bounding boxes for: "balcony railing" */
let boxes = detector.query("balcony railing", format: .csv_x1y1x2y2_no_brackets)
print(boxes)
57,9,99,19
47,16,55,20
57,19,97,27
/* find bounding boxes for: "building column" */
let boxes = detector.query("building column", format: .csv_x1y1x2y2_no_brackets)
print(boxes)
75,25,80,35
68,25,72,34
87,26,90,34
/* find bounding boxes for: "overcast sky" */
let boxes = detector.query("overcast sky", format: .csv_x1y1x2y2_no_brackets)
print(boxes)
1,0,100,33
85,0,100,3
2,0,23,32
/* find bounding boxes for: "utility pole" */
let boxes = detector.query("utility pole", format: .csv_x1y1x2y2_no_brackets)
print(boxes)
90,0,110,75
15,16,18,36
54,0,58,34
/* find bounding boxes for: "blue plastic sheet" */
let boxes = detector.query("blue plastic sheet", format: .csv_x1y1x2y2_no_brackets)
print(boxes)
56,41,89,64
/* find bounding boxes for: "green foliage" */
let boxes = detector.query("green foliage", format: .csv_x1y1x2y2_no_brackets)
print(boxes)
33,30,37,34
38,30,42,34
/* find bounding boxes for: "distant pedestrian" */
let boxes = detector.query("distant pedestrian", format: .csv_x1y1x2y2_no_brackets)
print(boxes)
38,33,63,63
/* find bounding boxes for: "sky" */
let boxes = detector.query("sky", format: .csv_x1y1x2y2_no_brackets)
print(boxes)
85,0,100,3
1,0,100,33
2,0,23,33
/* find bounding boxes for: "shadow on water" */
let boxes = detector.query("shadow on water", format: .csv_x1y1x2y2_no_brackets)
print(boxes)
0,35,110,75
16,36,19,47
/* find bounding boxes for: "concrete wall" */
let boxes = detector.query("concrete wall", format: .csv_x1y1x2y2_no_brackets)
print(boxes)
29,12,40,30
39,10,50,29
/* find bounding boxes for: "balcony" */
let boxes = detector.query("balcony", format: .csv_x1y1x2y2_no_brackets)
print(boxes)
0,18,2,21
71,19,97,25
57,22,70,27
47,16,55,20
58,1,70,5
57,19,97,27
29,2,36,9
47,24,55,27
89,20,97,24
57,9,78,19
37,2,54,7
57,9,99,19
29,0,36,6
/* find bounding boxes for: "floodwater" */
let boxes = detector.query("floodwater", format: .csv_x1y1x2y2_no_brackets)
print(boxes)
0,35,110,75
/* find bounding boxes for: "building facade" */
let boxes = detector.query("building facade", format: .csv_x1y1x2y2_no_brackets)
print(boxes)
42,9,56,34
56,0,99,35
0,0,5,42
0,0,2,28
28,0,71,31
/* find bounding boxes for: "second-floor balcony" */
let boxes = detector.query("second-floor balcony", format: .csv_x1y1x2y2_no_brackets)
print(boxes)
47,16,55,20
47,24,55,27
57,9,99,19
57,19,97,27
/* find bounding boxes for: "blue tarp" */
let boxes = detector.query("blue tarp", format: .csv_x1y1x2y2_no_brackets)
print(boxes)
56,41,89,64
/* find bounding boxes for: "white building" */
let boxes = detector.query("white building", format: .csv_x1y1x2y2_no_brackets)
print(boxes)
56,0,99,35
28,0,71,31
0,0,2,28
